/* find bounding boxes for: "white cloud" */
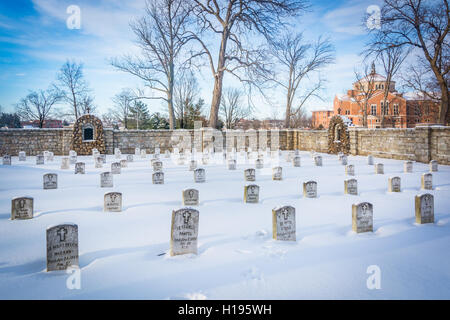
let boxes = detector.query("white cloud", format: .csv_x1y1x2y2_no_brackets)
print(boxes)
321,0,382,37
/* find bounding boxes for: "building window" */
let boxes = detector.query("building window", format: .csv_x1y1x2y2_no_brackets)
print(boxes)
381,101,390,115
393,104,399,115
371,104,377,116
337,108,341,115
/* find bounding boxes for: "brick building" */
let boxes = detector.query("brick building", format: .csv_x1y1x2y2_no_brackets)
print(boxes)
21,119,63,128
331,65,439,128
312,110,334,129
312,65,439,129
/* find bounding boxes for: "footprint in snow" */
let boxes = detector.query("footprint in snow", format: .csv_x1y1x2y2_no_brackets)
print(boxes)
242,267,264,281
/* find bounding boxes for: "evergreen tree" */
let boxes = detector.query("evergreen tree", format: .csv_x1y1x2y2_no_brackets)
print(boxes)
0,112,22,128
129,101,151,129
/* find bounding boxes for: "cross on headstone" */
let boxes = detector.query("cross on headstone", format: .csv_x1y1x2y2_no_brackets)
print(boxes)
57,227,68,242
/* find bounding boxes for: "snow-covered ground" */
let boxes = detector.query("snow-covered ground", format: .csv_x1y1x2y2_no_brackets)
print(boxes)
0,151,449,299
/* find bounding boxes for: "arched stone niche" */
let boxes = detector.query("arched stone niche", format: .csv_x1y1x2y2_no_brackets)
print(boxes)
71,114,106,155
327,116,350,154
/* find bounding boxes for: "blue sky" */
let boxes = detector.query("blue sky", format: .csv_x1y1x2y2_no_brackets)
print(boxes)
0,0,384,118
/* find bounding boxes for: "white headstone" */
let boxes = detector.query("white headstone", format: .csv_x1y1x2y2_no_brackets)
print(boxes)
126,154,133,162
114,148,121,159
104,192,122,212
69,154,77,165
244,184,259,203
140,149,147,158
100,172,113,188
375,163,384,174
11,196,33,220
352,202,373,233
111,162,121,174
189,160,197,171
135,147,141,156
75,162,85,174
244,168,256,182
255,158,264,169
314,155,322,166
19,151,26,161
272,166,282,180
152,171,164,184
95,156,103,168
429,160,438,172
170,208,199,256
152,160,163,172
344,179,358,195
2,155,11,165
388,176,401,192
292,156,301,167
46,224,78,271
36,155,45,165
120,159,128,168
341,155,348,165
345,164,355,176
227,159,236,170
43,173,58,190
421,173,433,190
415,193,434,224
303,181,317,198
61,157,70,169
367,155,374,165
404,161,413,173
182,189,199,206
194,168,205,183
272,206,296,241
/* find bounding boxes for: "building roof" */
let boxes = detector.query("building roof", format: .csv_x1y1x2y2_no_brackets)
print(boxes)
404,92,438,101
312,109,333,113
354,73,387,84
336,93,356,102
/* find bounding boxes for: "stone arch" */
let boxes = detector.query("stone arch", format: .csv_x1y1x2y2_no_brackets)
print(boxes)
327,115,350,154
71,114,106,155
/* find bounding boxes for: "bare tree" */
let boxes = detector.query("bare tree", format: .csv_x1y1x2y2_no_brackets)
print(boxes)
289,104,311,128
367,0,449,124
220,88,250,129
173,73,200,128
112,0,194,129
402,55,445,105
56,60,92,120
16,89,61,128
354,63,377,127
365,45,408,127
109,90,135,129
190,0,308,128
78,95,97,115
269,33,334,128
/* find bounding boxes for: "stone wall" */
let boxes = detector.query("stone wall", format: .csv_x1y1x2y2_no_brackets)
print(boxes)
1,126,449,164
347,126,450,165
